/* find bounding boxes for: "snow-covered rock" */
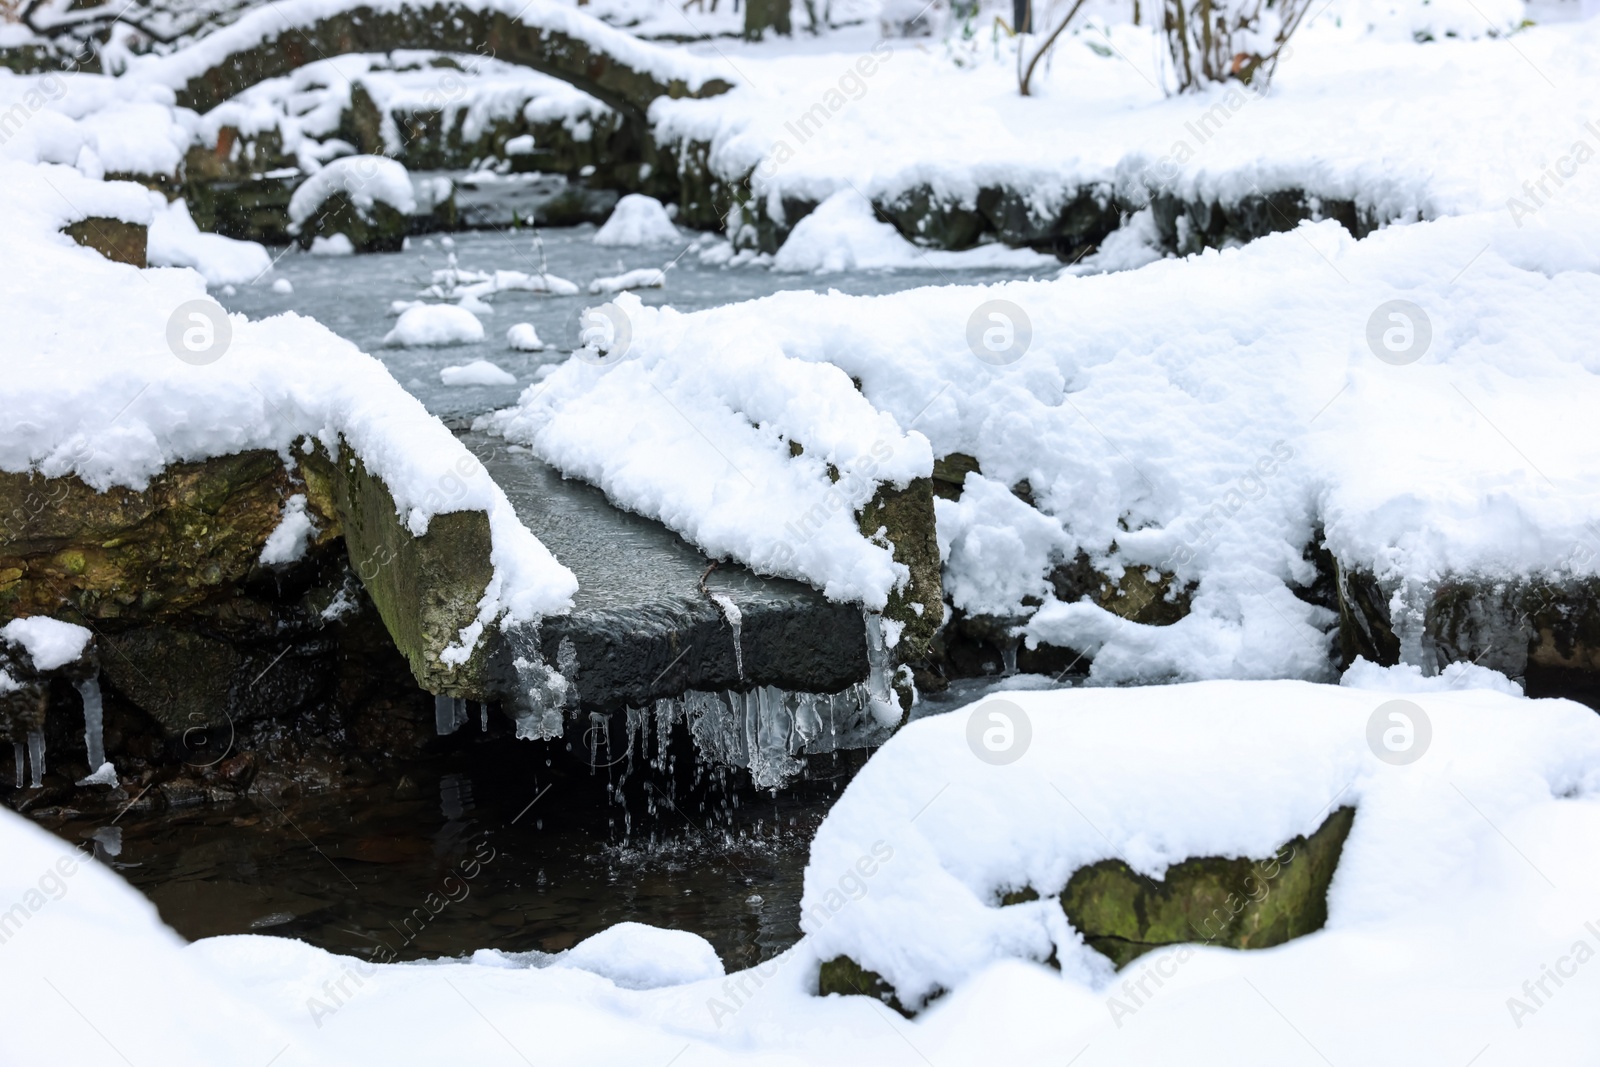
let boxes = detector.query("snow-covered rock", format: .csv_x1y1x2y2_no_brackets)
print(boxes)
556,922,725,989
506,322,544,350
593,193,681,246
440,360,517,386
588,267,665,293
385,304,487,346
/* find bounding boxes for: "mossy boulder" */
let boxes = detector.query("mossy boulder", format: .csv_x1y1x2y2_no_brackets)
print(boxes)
293,191,411,253
1049,550,1192,628
302,446,497,699
63,218,147,268
1062,806,1356,968
816,808,1355,1015
858,476,943,669
816,956,916,1017
0,438,502,734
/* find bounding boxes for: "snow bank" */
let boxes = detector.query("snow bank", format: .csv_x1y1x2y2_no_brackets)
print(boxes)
652,17,1600,230
385,304,487,346
799,679,1600,1058
593,193,682,246
288,154,416,227
9,678,1600,1063
0,809,315,1066
492,201,1600,681
147,195,273,286
1,161,576,637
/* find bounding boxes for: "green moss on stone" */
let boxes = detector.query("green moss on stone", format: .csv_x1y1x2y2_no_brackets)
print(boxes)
816,956,916,1018
1062,806,1356,969
858,476,943,667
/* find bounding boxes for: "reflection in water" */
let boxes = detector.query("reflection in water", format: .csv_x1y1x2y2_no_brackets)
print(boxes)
66,729,865,971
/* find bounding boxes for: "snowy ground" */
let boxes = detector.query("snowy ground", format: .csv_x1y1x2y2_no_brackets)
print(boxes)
4,0,1600,1062
6,676,1600,1065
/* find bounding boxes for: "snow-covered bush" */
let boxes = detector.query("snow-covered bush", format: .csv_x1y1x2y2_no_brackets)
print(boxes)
1159,0,1310,91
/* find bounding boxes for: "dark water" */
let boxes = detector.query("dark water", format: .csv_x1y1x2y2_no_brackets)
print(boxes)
60,733,867,970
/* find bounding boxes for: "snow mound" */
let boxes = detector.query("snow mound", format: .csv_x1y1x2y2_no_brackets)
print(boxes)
309,233,355,256
385,304,487,346
288,155,416,228
506,322,544,351
147,196,272,286
556,922,725,989
593,193,681,246
773,191,1055,273
440,360,517,386
0,617,92,670
804,679,1600,1021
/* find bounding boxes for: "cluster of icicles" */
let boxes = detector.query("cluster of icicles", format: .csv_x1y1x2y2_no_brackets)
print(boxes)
435,610,903,790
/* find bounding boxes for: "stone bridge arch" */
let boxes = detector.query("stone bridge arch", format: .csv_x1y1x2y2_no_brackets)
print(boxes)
145,0,734,126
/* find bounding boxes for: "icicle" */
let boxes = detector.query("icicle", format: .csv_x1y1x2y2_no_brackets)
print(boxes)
12,741,23,788
434,695,467,736
480,702,489,732
26,728,44,788
710,594,744,680
1000,635,1020,677
862,610,900,726
77,677,107,771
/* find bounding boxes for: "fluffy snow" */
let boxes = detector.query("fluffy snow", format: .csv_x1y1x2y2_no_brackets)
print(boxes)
260,494,316,565
385,304,487,346
6,680,1600,1063
799,679,1600,1057
287,155,416,228
649,16,1600,232
492,200,1600,681
127,0,733,105
147,196,274,286
440,360,517,386
309,233,355,256
272,277,294,294
485,291,932,611
505,322,544,350
589,266,666,293
1,162,575,644
773,191,1058,273
554,922,725,989
0,616,92,671
593,193,682,246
